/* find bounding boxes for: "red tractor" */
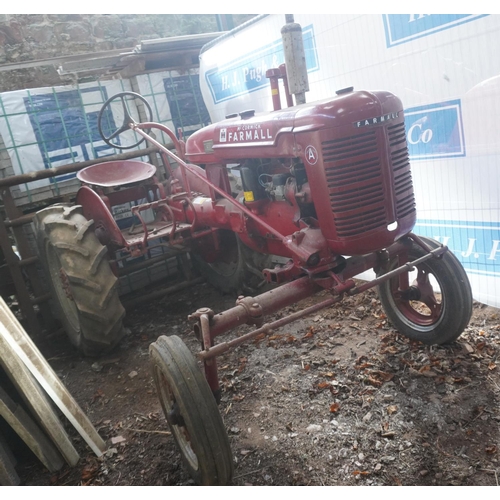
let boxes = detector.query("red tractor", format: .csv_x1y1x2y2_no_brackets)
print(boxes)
35,71,472,485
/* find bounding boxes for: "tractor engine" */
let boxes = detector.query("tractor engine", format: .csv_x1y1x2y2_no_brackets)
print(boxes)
184,87,416,263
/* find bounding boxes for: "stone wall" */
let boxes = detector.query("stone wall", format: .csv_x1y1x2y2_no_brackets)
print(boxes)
0,14,254,91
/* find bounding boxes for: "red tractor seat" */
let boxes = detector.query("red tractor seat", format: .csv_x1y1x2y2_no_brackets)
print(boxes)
77,160,157,188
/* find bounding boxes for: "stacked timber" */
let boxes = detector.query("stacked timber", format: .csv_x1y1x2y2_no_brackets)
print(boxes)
0,297,106,485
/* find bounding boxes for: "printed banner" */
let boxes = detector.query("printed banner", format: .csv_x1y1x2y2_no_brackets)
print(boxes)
0,80,140,191
405,100,465,160
383,14,488,47
205,25,319,104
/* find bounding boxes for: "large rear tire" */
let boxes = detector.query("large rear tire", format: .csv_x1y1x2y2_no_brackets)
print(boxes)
35,205,125,356
150,335,233,485
192,230,273,295
377,236,472,345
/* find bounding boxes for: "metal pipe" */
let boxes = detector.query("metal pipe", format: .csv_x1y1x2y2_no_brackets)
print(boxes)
198,295,341,361
206,276,323,338
349,245,448,294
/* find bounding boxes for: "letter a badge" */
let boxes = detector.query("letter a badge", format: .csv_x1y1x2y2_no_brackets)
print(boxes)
305,145,318,165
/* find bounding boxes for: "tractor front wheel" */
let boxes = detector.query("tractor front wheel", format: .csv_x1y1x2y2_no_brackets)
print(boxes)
35,205,125,356
377,236,472,345
150,335,233,485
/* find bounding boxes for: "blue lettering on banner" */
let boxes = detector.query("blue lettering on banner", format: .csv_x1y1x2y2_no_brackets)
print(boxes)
415,220,500,278
205,25,319,104
404,99,465,161
383,14,488,47
24,87,118,183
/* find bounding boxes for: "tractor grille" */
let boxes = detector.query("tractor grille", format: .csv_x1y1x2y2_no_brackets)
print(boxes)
388,122,416,219
322,124,415,238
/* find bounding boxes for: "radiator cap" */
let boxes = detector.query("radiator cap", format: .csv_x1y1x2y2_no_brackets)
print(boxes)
239,109,255,119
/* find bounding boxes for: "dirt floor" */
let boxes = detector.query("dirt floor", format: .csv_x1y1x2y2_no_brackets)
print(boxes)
9,278,500,487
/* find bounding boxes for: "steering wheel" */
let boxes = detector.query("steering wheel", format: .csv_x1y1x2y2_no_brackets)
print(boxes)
98,91,154,150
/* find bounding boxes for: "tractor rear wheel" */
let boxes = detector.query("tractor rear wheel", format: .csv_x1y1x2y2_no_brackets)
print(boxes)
191,230,273,295
377,236,472,345
35,205,125,356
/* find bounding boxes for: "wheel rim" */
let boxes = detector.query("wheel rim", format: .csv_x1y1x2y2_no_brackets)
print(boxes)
46,245,80,332
154,365,199,470
389,261,444,331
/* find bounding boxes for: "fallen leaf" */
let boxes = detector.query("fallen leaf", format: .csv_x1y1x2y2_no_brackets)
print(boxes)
366,376,382,388
254,333,266,342
268,335,283,341
485,445,497,454
352,470,370,476
356,363,375,370
302,328,314,340
81,463,99,481
387,405,398,415
237,357,247,373
317,381,331,390
488,362,497,371
380,431,396,438
330,403,340,413
91,389,104,403
374,371,394,382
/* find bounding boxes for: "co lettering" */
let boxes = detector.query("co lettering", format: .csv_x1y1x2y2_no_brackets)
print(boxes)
407,122,433,145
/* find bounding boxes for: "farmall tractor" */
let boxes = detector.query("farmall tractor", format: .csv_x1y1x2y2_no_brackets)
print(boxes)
34,65,472,484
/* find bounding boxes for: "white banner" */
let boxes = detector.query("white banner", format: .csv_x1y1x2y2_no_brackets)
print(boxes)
0,80,144,191
199,14,500,307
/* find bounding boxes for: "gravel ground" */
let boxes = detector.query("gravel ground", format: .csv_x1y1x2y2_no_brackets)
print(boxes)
7,279,500,487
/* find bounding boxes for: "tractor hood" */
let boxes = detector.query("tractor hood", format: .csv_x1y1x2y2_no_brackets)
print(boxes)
184,89,403,164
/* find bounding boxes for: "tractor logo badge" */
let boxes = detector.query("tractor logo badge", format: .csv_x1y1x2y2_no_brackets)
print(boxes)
305,145,318,165
355,112,399,128
220,128,227,142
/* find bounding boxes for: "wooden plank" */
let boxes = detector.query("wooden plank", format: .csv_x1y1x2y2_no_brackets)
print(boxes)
0,430,19,486
0,333,79,466
0,384,64,472
0,298,106,457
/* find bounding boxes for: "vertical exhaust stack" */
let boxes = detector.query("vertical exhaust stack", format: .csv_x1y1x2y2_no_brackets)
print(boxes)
281,14,309,105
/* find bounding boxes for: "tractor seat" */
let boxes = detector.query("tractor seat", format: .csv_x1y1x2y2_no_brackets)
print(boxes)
77,160,157,188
